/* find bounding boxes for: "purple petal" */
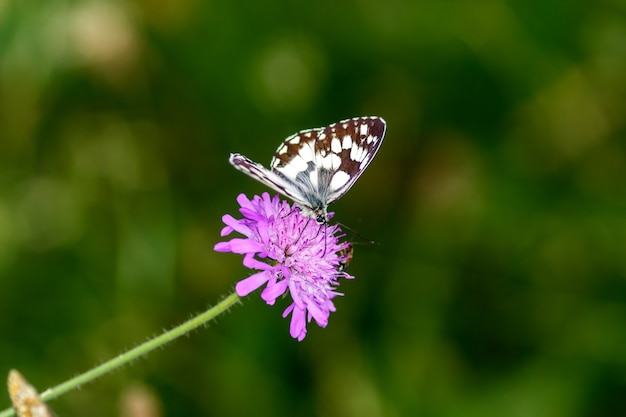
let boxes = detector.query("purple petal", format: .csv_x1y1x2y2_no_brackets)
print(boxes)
221,214,251,237
236,193,253,209
286,305,307,341
229,238,265,254
261,279,289,305
214,242,232,252
242,254,271,270
288,280,305,309
235,271,272,296
305,299,328,327
282,303,294,318
240,207,265,222
324,298,337,313
281,265,292,279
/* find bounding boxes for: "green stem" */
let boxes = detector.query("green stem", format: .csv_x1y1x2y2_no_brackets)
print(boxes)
0,291,240,417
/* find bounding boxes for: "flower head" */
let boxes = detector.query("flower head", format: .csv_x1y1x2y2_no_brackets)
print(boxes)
214,193,353,341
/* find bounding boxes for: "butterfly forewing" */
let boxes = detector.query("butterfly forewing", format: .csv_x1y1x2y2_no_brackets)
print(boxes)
271,117,386,205
230,116,386,222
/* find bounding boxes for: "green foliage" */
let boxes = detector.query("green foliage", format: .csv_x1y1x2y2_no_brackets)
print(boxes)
1,0,625,416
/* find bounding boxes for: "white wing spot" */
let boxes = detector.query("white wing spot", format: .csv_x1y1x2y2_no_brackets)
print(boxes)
330,171,350,190
350,144,367,162
288,136,301,145
280,157,308,178
331,137,342,153
300,140,316,162
278,140,315,177
342,122,348,129
359,124,368,136
320,153,341,170
304,132,312,138
342,135,352,149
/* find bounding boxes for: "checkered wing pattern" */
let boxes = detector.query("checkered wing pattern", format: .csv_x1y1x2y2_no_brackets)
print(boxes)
230,116,386,222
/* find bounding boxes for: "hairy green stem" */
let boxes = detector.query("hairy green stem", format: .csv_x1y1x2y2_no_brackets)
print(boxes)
0,291,240,417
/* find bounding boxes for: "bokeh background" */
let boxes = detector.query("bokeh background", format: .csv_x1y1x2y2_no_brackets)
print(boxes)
1,0,626,416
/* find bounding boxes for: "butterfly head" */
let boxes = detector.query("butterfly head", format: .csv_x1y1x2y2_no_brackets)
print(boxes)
298,204,328,225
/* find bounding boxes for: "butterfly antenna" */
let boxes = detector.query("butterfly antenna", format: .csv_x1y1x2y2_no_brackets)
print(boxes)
282,205,299,220
335,220,379,246
296,216,313,243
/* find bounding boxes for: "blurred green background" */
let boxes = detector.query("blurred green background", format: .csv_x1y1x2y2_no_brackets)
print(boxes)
1,0,626,416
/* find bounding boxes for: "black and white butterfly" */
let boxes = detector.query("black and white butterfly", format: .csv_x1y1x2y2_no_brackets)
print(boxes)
229,116,386,223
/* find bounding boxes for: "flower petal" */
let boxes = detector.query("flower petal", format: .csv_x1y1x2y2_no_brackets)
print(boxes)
229,238,265,254
236,193,253,209
213,242,232,252
285,304,307,342
235,271,272,296
305,299,328,327
221,214,251,237
261,279,289,305
242,254,271,270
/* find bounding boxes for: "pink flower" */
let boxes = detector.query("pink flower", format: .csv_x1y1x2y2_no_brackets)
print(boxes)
215,193,353,341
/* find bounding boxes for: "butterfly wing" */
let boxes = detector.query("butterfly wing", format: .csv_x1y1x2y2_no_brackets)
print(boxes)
317,116,386,205
231,116,386,222
229,153,312,207
269,126,327,210
271,116,386,206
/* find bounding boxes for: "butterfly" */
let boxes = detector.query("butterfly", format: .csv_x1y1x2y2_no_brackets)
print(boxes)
229,116,386,223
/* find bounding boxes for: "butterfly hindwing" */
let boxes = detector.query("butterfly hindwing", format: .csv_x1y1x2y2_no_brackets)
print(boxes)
229,154,310,206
